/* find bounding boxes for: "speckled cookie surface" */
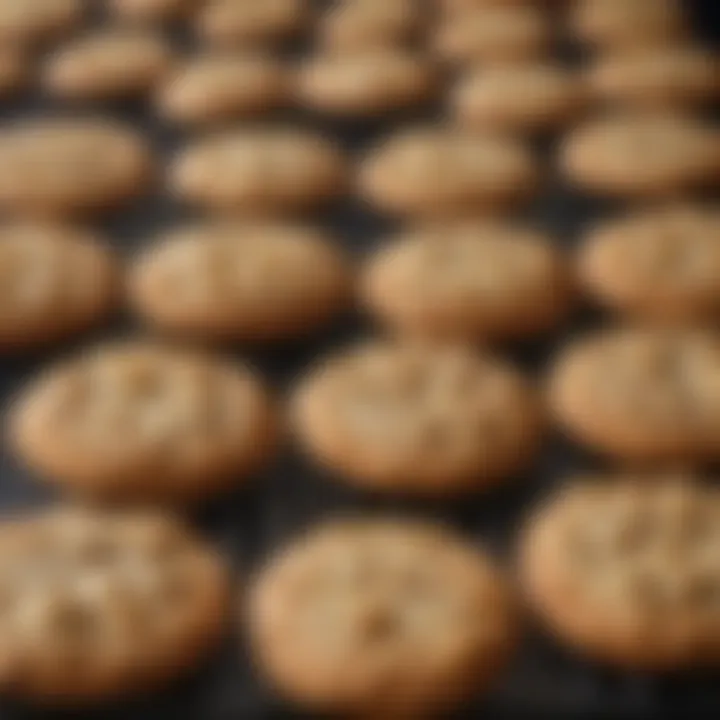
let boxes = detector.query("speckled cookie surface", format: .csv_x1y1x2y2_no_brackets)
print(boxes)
0,0,83,45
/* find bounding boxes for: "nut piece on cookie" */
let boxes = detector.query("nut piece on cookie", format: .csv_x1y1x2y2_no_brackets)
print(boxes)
9,342,278,504
0,0,83,46
249,518,518,716
111,0,191,25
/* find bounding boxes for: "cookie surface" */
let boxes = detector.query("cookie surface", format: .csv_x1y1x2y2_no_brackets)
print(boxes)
0,119,154,217
0,505,229,703
520,476,720,669
0,223,118,351
249,518,517,716
129,222,353,342
9,342,277,503
170,129,348,214
548,328,720,464
0,49,28,97
157,54,290,126
111,0,191,24
453,64,587,134
291,341,544,493
44,31,173,101
359,127,538,217
362,222,571,343
577,205,720,323
0,0,82,45
296,50,436,117
560,113,720,199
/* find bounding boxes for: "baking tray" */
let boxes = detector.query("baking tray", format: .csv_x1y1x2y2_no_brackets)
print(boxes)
0,1,718,718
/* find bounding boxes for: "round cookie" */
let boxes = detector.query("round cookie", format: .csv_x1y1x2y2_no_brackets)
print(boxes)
249,518,517,717
157,54,290,127
358,127,538,217
291,341,544,494
9,342,277,503
296,50,436,118
0,0,83,46
548,328,720,464
0,223,118,351
361,221,571,343
0,118,154,218
196,0,309,48
170,129,348,215
520,476,720,670
577,205,720,323
111,0,191,24
129,222,353,343
0,49,28,98
43,31,173,102
587,47,720,110
0,505,229,703
453,64,588,134
434,6,551,65
560,113,720,199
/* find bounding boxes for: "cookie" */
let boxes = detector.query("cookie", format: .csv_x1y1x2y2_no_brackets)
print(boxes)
358,127,538,217
587,47,720,110
570,0,688,51
9,342,277,503
0,119,154,217
129,222,353,343
111,0,191,24
560,113,720,199
0,505,229,703
361,221,571,344
157,54,290,126
170,129,348,215
291,341,544,494
0,223,118,351
577,205,720,323
520,476,720,670
196,0,309,48
453,64,588,134
43,31,173,102
296,50,436,117
0,0,83,46
249,518,517,716
548,328,720,464
0,49,28,98
434,6,551,65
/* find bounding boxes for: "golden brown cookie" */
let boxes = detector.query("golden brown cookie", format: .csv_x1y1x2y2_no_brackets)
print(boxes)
129,222,353,343
9,342,278,503
0,118,154,218
111,0,191,24
560,113,720,199
170,128,348,215
520,476,720,670
157,54,290,126
0,223,118,351
0,0,83,46
0,505,229,704
548,328,720,464
249,518,518,717
358,127,539,217
577,205,720,324
291,341,544,494
361,221,571,343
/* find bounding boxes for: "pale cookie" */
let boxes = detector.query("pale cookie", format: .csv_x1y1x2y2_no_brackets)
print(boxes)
361,221,571,343
434,6,551,65
0,49,28,98
560,113,720,199
0,506,229,703
548,328,720,464
359,127,538,217
111,0,191,24
249,518,517,716
129,222,353,343
9,342,277,503
520,476,720,670
43,31,173,102
0,0,82,46
196,0,309,48
170,129,348,215
0,119,154,217
0,223,118,351
157,54,290,126
442,0,553,10
587,47,720,110
577,205,720,324
291,341,544,494
296,50,436,117
453,64,588,134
